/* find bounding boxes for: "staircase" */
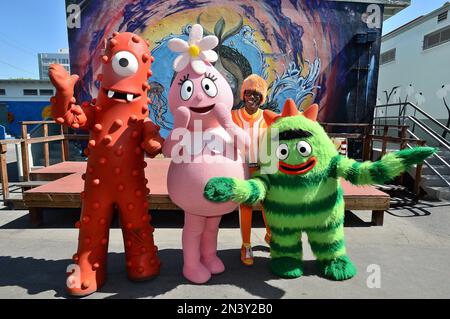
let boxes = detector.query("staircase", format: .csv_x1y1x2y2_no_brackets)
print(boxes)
417,150,450,200
374,102,450,201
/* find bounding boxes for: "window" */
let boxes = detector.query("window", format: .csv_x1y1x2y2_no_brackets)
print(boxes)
438,11,448,23
40,89,54,96
380,48,396,65
423,25,450,50
59,58,69,64
23,89,38,96
0,89,5,96
41,58,58,64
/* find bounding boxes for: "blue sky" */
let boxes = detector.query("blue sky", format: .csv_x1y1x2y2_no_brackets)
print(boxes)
0,0,448,79
383,0,449,35
0,1,68,79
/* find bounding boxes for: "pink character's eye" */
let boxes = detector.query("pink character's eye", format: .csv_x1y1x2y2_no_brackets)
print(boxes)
112,51,139,76
201,78,217,97
180,80,194,101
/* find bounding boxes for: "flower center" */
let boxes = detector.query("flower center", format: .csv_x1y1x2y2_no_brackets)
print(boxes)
188,44,200,57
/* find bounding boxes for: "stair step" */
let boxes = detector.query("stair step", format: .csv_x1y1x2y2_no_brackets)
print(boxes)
422,185,450,201
436,150,450,157
435,151,450,161
426,156,449,165
421,174,450,187
421,165,450,175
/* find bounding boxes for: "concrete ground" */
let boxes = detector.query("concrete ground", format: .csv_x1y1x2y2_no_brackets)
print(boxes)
0,200,450,299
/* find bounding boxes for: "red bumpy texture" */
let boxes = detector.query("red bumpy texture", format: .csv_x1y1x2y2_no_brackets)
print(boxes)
49,32,164,296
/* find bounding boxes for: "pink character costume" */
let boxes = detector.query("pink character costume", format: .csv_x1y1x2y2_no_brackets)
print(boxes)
163,24,249,284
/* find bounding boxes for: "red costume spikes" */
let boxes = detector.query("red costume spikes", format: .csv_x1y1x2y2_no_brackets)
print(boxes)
48,32,163,297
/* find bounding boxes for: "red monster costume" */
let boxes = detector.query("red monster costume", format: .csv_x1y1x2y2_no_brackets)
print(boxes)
48,32,163,296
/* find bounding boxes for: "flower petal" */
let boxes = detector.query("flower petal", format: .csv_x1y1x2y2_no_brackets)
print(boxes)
191,58,206,74
198,35,219,51
173,53,190,72
168,38,189,52
200,50,218,63
188,24,203,44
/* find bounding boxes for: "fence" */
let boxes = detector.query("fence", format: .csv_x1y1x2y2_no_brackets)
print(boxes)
0,120,427,202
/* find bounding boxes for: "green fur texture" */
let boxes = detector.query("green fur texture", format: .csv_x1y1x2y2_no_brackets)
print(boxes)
316,255,357,281
203,177,235,203
270,257,304,279
204,104,435,281
337,147,437,185
204,177,267,205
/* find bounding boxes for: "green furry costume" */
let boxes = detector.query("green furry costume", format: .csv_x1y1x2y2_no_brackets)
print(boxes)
204,99,435,281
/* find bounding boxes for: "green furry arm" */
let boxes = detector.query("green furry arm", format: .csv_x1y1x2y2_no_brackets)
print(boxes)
204,177,268,205
336,147,436,185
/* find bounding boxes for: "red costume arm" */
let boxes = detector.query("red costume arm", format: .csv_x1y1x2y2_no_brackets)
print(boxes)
48,64,93,130
142,118,164,158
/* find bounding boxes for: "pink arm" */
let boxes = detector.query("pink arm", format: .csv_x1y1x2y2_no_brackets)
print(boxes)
162,106,191,157
213,103,250,152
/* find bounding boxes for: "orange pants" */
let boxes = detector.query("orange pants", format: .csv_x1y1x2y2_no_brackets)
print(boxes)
239,166,271,245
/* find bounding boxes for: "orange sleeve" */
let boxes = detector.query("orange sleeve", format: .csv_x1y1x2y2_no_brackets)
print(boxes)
231,109,244,129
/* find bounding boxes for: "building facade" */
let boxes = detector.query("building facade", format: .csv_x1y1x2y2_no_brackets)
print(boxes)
66,0,409,143
38,49,70,80
377,2,450,123
0,79,54,137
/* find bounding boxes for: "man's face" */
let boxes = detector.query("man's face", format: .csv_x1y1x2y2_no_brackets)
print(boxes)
244,90,263,111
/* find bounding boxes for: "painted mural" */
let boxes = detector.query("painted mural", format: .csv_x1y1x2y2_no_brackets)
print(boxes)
4,101,51,137
66,0,383,138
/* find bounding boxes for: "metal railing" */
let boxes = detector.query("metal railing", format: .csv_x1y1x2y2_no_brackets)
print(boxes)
0,121,90,201
374,102,450,188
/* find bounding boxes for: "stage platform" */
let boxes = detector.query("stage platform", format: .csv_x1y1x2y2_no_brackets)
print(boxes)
23,159,389,226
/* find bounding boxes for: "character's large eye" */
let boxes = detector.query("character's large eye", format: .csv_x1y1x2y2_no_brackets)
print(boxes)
111,51,139,76
276,144,289,160
201,78,217,97
180,80,194,101
297,141,312,157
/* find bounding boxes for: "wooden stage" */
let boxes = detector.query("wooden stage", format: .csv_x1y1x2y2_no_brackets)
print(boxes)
23,159,389,226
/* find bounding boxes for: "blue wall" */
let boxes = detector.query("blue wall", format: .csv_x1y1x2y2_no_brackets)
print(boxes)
3,101,50,137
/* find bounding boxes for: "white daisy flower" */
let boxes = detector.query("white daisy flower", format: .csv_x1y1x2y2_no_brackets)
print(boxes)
168,24,219,74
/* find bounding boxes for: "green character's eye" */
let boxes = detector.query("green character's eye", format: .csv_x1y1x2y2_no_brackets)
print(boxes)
276,144,289,160
297,141,312,157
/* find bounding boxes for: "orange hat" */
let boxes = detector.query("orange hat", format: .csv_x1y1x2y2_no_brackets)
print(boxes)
241,74,268,104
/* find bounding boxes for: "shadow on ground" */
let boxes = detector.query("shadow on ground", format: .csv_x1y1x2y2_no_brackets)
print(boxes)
386,201,450,218
0,248,319,299
0,208,375,229
0,209,369,299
